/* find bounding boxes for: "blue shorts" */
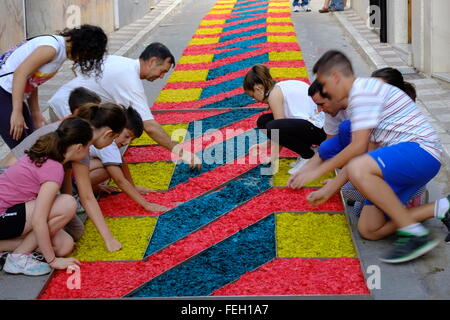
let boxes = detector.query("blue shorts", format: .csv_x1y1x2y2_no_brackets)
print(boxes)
365,142,441,210
318,120,351,161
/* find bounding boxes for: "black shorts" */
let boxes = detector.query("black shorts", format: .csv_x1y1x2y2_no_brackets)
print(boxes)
0,203,26,240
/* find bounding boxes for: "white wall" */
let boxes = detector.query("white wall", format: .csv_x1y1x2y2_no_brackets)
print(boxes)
352,0,370,24
387,0,408,44
412,0,450,74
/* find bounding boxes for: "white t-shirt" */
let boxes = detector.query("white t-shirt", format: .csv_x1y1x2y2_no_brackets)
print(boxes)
324,110,349,136
48,55,154,121
275,80,325,128
349,77,442,162
89,142,125,166
0,35,67,98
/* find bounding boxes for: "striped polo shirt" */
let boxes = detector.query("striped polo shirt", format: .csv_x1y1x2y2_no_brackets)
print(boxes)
349,78,442,162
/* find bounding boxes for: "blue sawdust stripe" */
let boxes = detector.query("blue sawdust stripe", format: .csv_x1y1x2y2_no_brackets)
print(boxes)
222,18,266,33
207,53,268,80
217,36,266,50
132,215,276,297
232,3,268,13
234,0,266,7
213,47,261,62
169,129,267,188
201,93,256,109
201,77,245,99
220,27,266,43
145,165,272,257
224,15,266,23
186,108,264,137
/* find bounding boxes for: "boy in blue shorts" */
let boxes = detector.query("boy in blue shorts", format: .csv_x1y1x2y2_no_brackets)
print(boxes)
300,50,450,264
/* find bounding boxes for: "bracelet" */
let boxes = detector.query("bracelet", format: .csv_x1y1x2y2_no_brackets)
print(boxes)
47,256,56,265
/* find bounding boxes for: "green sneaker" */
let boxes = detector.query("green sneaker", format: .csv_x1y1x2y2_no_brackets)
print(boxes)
380,231,439,264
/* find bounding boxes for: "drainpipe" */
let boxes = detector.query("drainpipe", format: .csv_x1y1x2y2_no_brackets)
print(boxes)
114,0,120,30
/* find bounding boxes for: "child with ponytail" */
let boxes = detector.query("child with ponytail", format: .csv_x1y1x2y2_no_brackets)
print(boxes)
0,117,92,275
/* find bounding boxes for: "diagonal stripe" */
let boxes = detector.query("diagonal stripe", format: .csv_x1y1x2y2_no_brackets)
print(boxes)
131,215,276,297
146,166,272,256
212,258,370,296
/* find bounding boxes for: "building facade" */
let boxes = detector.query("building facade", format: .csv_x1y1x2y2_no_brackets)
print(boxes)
351,0,450,80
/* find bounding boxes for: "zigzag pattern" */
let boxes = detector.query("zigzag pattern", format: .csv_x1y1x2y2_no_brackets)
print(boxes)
38,0,369,299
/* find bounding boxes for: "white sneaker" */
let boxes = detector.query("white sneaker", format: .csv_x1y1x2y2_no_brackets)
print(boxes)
3,253,52,276
302,5,312,12
293,5,300,12
288,158,309,175
289,157,302,168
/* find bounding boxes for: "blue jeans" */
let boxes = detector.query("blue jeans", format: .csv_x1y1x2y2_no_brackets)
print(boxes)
330,0,345,11
293,0,309,6
318,120,352,160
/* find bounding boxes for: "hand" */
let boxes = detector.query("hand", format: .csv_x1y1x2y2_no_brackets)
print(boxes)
142,202,170,212
180,149,202,171
320,179,334,186
105,237,122,252
49,257,81,270
306,187,333,206
10,111,28,141
287,170,320,190
31,111,48,129
135,185,156,195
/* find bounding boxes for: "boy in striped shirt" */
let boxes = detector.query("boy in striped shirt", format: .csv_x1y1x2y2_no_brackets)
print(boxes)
300,50,449,264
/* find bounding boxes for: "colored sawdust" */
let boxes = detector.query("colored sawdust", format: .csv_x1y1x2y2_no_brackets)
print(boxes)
276,212,356,258
131,124,189,146
272,158,336,187
109,162,175,191
72,216,157,261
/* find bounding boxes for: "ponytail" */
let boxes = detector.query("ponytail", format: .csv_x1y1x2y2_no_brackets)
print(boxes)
371,67,417,101
243,64,276,95
26,117,93,167
77,102,126,134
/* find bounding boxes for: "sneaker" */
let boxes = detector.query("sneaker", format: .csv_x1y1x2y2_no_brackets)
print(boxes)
288,158,309,175
3,253,52,276
289,157,302,168
302,5,312,12
0,252,8,271
440,195,450,243
293,5,300,12
380,231,440,264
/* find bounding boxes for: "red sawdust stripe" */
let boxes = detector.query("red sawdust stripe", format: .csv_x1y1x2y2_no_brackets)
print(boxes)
211,258,370,296
153,109,229,124
182,41,301,56
99,155,258,217
40,189,344,299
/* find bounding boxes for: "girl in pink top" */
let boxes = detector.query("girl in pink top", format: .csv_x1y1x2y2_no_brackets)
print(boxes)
0,117,92,276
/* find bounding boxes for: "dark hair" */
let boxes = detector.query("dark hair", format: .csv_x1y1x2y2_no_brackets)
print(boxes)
26,117,93,167
68,87,101,114
60,24,108,77
125,107,144,138
139,42,175,68
371,67,417,101
308,79,331,99
313,50,354,76
77,103,126,134
243,64,276,94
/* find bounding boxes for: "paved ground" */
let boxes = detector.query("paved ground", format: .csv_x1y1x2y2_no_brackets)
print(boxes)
1,0,450,300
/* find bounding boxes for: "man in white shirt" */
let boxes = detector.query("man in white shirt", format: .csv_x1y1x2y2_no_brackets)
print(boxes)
299,50,449,264
49,42,200,169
